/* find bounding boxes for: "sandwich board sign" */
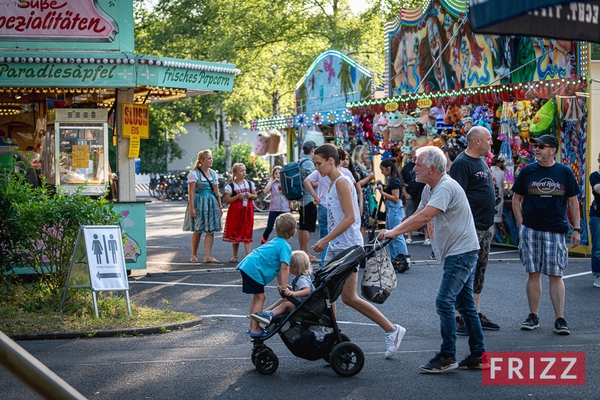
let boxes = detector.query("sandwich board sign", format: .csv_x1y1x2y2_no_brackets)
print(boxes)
61,225,131,318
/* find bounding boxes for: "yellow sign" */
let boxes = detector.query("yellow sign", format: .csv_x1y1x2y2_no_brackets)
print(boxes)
417,98,433,109
72,145,89,168
128,134,140,158
122,103,149,139
384,102,399,112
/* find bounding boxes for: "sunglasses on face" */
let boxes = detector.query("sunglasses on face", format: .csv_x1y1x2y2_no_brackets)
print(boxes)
532,144,550,149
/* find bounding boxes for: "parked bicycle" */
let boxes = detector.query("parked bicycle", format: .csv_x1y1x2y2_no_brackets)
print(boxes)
148,170,188,201
251,169,270,212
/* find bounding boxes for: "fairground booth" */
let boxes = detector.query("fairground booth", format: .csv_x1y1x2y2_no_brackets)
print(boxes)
0,0,239,271
347,0,592,254
250,50,374,161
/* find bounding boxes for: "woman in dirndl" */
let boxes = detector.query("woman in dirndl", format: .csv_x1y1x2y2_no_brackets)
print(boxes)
223,163,257,263
184,149,222,263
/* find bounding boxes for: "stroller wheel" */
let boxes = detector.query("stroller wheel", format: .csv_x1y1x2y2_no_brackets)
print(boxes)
251,345,269,365
323,333,350,363
255,350,279,375
330,342,364,377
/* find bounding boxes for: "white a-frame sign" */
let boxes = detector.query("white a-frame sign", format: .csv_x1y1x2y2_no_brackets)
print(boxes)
61,226,132,318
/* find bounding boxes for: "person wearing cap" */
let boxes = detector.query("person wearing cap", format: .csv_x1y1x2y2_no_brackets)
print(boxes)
449,126,499,334
512,134,581,335
590,152,600,288
298,140,318,262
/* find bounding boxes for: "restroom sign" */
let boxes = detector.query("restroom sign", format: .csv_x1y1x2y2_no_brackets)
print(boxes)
81,226,129,291
62,226,131,317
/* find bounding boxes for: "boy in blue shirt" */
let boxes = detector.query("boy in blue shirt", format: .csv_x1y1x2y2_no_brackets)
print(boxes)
238,213,297,338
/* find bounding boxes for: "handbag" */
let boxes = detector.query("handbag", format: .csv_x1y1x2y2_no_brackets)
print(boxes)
361,239,397,304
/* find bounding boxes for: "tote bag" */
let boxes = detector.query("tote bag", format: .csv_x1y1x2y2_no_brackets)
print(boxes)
361,239,397,304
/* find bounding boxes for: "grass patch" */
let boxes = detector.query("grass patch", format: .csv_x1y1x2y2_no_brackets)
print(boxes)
0,283,198,336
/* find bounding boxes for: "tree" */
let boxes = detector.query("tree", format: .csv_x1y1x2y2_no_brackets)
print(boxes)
132,0,425,169
134,0,395,120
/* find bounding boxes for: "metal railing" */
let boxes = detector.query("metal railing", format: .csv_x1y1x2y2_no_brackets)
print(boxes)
0,330,87,400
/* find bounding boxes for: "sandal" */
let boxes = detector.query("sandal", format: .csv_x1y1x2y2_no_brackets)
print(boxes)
229,256,238,263
203,256,220,264
190,255,199,263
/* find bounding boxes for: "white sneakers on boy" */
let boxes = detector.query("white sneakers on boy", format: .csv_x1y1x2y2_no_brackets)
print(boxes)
385,324,406,359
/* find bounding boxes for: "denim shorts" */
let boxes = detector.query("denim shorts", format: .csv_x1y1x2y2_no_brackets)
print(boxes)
518,225,568,276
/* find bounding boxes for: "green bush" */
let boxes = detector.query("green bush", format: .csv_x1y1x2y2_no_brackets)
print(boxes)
0,170,120,304
211,142,269,178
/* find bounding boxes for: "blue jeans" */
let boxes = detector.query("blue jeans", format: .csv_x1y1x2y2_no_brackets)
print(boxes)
436,251,485,358
591,216,600,276
385,201,409,261
318,205,328,268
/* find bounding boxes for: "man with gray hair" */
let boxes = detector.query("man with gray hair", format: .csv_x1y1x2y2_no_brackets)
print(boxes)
379,146,485,373
449,126,499,334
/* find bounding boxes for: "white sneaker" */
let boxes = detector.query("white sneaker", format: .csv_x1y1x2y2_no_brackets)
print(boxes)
594,276,600,288
423,239,431,246
405,238,413,244
385,324,406,359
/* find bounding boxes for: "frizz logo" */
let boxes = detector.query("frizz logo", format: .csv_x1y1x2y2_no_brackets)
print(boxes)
482,352,585,386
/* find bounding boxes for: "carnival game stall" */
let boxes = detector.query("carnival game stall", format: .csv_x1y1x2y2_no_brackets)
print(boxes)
251,50,374,160
346,0,591,254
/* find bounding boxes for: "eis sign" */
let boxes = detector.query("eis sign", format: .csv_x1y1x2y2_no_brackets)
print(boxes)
122,103,149,139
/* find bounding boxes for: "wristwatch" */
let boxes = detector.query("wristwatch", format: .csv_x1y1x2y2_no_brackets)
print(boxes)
573,227,583,233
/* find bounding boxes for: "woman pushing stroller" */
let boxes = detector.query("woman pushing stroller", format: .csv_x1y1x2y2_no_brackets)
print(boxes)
311,144,407,359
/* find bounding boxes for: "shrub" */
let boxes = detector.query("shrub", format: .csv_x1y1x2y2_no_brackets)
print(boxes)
0,170,120,303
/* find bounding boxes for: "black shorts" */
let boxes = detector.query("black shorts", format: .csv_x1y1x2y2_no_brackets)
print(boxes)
240,270,264,294
299,201,317,232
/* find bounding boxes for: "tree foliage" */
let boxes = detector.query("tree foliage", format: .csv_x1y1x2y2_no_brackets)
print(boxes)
132,0,426,170
133,1,403,120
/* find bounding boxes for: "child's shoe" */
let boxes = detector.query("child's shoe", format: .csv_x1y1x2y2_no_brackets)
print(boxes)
250,311,275,326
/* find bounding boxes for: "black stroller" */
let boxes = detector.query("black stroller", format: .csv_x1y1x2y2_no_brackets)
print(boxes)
250,239,390,377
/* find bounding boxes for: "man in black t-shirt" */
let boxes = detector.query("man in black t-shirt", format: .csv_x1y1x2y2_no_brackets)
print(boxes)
512,135,580,335
449,126,498,334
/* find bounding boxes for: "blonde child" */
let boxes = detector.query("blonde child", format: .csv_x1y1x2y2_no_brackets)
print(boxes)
238,213,297,338
250,251,314,325
223,163,257,263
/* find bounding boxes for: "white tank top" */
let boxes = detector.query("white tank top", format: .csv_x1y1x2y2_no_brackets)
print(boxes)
326,175,364,252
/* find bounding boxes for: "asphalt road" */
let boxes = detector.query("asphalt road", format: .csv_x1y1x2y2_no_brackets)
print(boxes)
1,199,599,399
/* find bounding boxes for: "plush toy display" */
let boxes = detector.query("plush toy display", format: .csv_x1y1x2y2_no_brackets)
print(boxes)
444,106,463,125
378,116,390,143
387,111,404,142
515,148,532,177
363,114,375,142
530,99,557,137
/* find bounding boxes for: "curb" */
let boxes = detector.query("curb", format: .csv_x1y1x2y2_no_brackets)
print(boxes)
9,318,204,341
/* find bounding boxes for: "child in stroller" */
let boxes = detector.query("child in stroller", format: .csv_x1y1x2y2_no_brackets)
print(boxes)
250,241,389,377
250,251,314,326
